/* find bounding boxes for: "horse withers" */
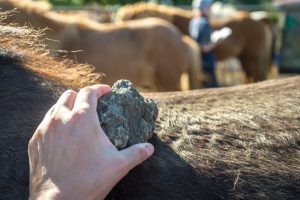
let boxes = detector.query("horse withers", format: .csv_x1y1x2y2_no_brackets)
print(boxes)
1,18,300,200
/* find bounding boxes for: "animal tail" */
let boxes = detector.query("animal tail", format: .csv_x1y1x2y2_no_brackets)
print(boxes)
182,35,203,89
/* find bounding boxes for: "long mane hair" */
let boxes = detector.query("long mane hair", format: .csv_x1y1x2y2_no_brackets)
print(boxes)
0,11,101,89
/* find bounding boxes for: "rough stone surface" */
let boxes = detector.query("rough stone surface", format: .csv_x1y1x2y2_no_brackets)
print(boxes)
97,80,158,149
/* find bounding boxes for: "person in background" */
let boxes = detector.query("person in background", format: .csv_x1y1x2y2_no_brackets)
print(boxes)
189,0,218,87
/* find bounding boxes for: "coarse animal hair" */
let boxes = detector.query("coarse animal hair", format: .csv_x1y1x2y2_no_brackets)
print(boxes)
0,12,101,89
144,77,300,199
0,12,299,200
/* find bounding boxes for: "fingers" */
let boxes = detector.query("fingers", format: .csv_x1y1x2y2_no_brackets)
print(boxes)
39,90,77,127
73,84,111,113
56,90,78,110
118,143,154,174
43,104,56,121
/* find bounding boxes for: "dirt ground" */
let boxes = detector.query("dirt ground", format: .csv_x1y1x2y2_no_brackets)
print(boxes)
215,57,281,87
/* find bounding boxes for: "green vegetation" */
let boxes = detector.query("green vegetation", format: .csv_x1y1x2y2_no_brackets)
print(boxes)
47,0,272,6
49,0,143,6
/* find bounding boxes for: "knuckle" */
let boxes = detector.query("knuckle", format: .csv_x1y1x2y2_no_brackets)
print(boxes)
33,127,44,137
136,146,148,159
41,115,63,133
49,115,61,126
81,87,97,99
70,109,87,122
73,109,87,116
28,138,35,149
28,130,42,149
64,89,76,96
80,87,93,95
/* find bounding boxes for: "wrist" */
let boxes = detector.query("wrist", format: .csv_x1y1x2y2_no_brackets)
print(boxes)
29,187,60,200
30,185,103,200
29,178,61,200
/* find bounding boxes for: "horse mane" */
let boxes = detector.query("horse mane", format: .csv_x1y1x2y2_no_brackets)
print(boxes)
0,12,102,89
0,0,100,29
116,2,192,22
1,0,126,32
2,0,52,14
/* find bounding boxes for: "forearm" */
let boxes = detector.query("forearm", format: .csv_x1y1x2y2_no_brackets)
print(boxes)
201,43,216,53
29,187,60,200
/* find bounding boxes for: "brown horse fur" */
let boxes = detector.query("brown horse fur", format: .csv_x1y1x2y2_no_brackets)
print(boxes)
115,2,274,83
143,76,300,200
214,17,273,82
0,13,101,89
115,2,193,35
0,0,202,92
1,19,299,199
54,9,112,24
115,2,249,36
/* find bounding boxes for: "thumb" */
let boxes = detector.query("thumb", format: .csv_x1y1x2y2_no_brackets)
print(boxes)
119,143,154,173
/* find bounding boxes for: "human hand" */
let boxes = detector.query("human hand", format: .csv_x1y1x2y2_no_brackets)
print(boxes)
28,84,154,200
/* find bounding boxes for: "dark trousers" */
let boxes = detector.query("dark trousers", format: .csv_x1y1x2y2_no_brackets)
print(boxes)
202,52,218,88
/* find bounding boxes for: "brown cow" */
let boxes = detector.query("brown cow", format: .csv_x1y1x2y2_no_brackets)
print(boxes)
1,20,299,200
0,0,202,91
116,2,274,83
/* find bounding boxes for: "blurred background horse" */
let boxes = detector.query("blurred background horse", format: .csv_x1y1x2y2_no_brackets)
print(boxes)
0,0,203,91
115,2,193,35
115,2,275,84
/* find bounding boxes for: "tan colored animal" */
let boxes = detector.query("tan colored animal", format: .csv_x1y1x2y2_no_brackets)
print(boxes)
0,0,202,91
116,2,273,83
214,17,273,82
56,18,202,91
54,9,111,23
115,2,249,35
115,2,193,35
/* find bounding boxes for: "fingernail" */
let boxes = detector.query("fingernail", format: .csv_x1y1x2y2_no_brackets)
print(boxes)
145,143,154,157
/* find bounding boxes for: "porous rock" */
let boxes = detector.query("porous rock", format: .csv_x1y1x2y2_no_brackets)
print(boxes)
97,80,158,149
